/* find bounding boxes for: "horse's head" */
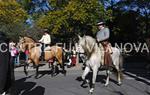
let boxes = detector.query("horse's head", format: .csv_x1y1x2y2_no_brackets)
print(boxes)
78,35,96,57
18,36,36,52
18,37,26,52
78,35,86,48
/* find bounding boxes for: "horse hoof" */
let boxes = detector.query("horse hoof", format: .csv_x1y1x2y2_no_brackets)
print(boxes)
89,91,93,94
64,73,66,76
89,88,94,94
63,70,66,76
104,84,108,87
35,75,38,79
25,73,28,76
117,82,122,86
51,74,54,77
81,79,89,87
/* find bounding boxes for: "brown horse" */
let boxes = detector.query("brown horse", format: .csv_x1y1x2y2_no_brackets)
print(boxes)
18,36,66,78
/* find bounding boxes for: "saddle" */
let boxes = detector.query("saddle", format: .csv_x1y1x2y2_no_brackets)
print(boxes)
44,46,51,51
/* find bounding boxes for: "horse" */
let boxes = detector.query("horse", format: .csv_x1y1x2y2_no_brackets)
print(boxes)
18,36,66,78
77,35,123,94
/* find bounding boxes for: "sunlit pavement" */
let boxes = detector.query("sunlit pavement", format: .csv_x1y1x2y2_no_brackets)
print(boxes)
14,62,150,95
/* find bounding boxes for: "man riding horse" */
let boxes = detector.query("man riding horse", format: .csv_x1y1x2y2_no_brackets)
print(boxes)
96,21,112,67
39,29,51,60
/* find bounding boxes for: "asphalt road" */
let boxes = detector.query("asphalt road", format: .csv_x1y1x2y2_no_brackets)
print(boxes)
13,61,150,95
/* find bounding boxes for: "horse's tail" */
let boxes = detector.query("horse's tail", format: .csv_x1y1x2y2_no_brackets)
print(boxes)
112,52,124,80
119,54,124,71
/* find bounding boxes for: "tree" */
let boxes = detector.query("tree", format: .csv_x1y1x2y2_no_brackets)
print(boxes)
0,1,27,41
102,0,150,42
36,0,112,38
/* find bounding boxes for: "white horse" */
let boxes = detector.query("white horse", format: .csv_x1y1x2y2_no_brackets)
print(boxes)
78,35,123,94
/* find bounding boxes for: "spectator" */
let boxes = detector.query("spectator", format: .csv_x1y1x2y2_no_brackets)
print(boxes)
0,31,14,95
64,48,72,68
25,49,29,62
71,46,77,66
9,41,18,66
14,44,20,66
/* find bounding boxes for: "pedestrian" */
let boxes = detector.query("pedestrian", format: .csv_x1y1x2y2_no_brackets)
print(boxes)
24,49,29,62
0,31,14,95
71,46,77,66
9,41,18,65
14,44,20,66
64,48,72,68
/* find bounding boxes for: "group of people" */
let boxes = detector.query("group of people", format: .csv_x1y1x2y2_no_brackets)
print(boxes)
64,46,77,68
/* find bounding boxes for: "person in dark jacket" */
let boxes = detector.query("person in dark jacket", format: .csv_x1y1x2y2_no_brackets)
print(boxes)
0,31,14,95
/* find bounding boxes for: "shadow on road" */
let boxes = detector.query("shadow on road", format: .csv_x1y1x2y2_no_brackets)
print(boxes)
14,76,45,95
123,55,150,85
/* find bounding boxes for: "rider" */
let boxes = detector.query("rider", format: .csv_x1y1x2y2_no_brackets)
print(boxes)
39,29,51,60
96,21,112,66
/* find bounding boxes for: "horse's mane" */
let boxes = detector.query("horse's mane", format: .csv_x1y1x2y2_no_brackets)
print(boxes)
23,36,37,43
81,35,97,58
84,36,96,43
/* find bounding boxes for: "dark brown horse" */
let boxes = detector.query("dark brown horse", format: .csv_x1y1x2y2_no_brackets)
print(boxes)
18,36,66,78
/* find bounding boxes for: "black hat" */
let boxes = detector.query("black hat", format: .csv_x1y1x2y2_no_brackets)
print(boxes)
43,29,48,32
97,21,105,25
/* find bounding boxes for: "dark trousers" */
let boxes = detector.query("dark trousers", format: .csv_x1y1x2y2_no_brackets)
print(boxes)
0,55,14,94
41,43,49,60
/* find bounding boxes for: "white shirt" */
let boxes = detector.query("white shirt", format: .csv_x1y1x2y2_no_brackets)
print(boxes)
39,34,51,44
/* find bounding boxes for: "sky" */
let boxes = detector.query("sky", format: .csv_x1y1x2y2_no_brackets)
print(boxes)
29,0,52,14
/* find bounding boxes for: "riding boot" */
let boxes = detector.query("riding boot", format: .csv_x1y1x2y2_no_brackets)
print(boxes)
41,43,45,61
41,51,45,61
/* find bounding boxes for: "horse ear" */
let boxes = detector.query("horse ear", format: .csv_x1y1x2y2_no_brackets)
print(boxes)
78,35,82,40
83,34,86,37
19,36,22,39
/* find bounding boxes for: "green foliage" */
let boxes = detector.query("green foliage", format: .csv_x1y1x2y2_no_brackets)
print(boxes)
37,0,112,35
103,0,150,42
18,0,31,11
0,1,27,41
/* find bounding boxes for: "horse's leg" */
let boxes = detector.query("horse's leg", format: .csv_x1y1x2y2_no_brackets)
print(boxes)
51,62,54,77
24,62,28,76
61,62,66,76
105,69,110,86
115,65,122,85
81,66,90,87
53,61,59,76
89,66,98,94
57,57,66,76
34,59,40,79
35,65,39,79
48,62,51,68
